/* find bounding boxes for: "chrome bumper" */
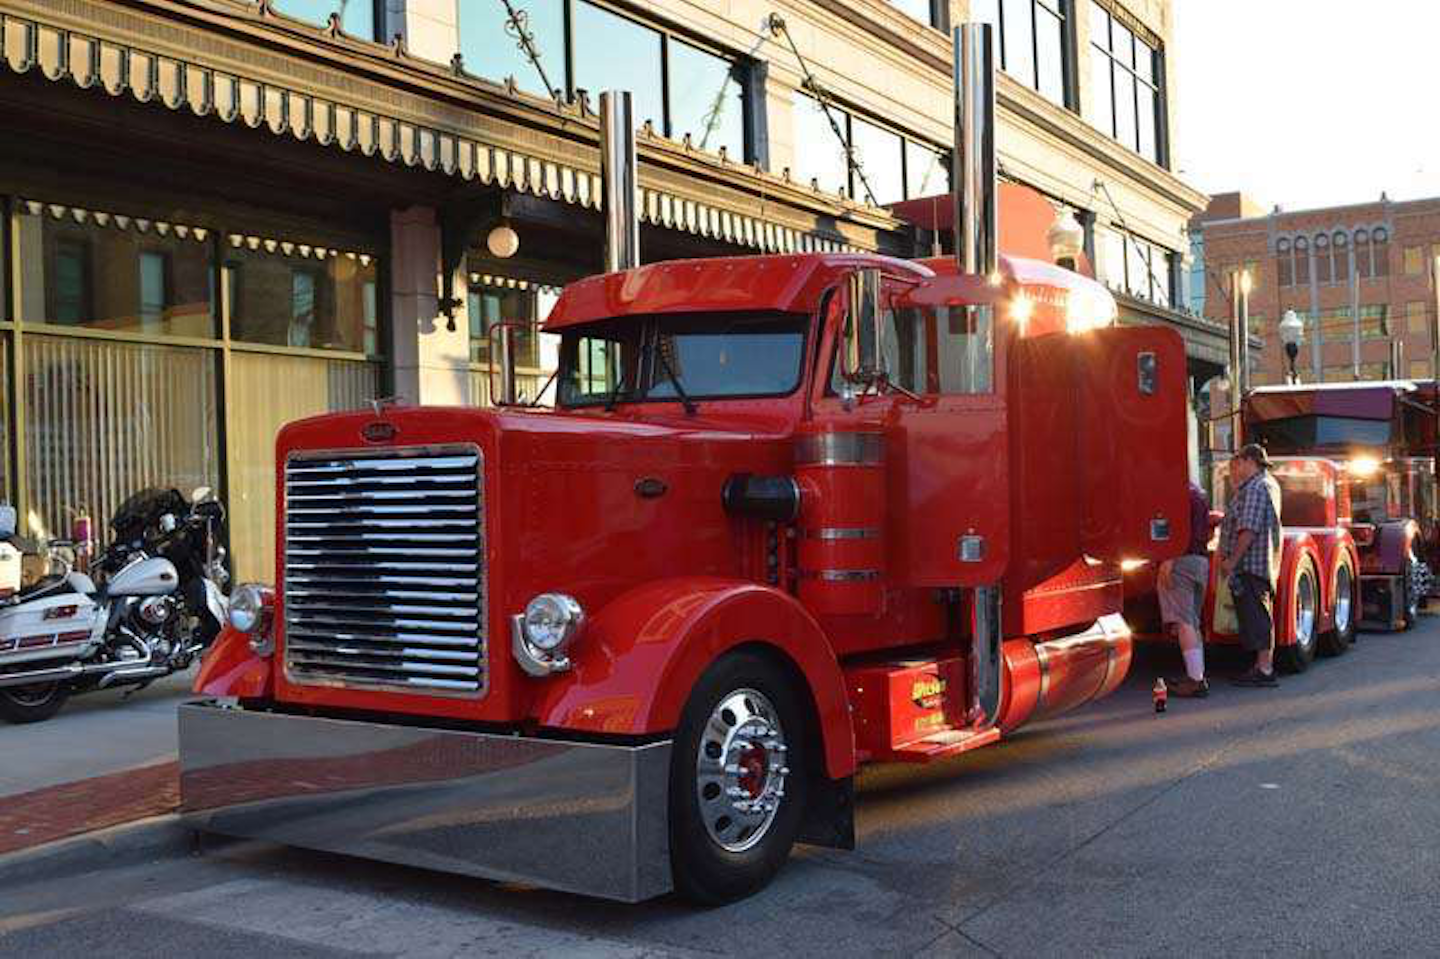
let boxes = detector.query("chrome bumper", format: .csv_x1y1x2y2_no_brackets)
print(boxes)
178,701,673,902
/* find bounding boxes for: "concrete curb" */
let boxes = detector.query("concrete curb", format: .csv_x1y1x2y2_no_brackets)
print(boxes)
0,813,202,888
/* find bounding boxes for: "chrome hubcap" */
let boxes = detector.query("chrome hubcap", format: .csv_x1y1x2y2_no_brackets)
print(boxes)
695,688,789,853
1295,570,1317,651
1334,567,1353,635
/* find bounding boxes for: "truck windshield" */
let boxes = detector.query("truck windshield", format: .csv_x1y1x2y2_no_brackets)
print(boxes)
558,312,808,407
1250,414,1391,451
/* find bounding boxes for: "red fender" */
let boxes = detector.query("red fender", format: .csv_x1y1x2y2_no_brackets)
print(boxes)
192,626,273,699
1362,520,1420,575
1275,533,1321,648
1304,530,1359,635
531,577,855,780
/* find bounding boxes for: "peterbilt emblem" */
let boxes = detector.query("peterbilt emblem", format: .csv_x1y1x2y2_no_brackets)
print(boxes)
959,533,985,562
362,421,398,443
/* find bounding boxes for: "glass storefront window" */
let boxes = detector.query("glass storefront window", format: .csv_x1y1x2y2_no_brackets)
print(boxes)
227,246,377,353
457,0,565,99
468,286,539,368
272,0,375,38
906,141,948,199
793,95,851,195
572,2,664,130
22,335,220,542
14,207,215,338
668,39,745,158
849,117,905,206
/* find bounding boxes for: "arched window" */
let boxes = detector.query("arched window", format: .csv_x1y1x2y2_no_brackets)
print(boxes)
1277,238,1293,287
1372,226,1390,276
1314,234,1331,284
1295,236,1310,284
1333,230,1350,280
1354,229,1372,278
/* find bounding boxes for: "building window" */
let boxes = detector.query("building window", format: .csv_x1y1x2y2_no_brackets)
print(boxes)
227,246,377,353
792,94,947,204
1314,234,1331,284
1096,223,1173,305
1359,304,1389,339
17,209,213,337
884,0,946,28
1242,258,1260,292
1404,245,1425,275
1354,229,1371,278
1276,238,1292,287
1407,301,1429,335
1247,311,1267,341
1372,227,1390,276
272,0,377,39
1187,234,1205,314
1088,2,1163,163
1411,359,1433,379
1332,230,1349,280
466,275,559,404
457,1,751,163
1294,236,1310,285
971,0,1069,107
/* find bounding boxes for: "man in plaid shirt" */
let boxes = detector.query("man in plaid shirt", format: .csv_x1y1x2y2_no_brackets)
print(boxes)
1220,444,1284,686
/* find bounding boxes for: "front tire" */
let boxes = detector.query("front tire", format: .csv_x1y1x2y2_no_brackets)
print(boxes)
1319,562,1355,656
669,651,809,905
0,682,70,724
1277,559,1318,674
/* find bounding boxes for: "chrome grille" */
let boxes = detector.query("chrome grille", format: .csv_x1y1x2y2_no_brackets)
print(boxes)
282,446,486,697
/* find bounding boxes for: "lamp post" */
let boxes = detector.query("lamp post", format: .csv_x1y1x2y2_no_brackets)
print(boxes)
1279,309,1305,384
1047,208,1085,271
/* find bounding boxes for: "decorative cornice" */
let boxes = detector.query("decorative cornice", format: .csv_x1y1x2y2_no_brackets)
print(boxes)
0,0,900,253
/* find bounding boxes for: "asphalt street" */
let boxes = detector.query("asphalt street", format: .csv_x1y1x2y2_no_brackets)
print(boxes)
2,621,1437,958
0,672,191,796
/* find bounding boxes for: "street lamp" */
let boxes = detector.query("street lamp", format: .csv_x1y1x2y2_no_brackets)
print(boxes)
1279,310,1305,384
1047,208,1085,271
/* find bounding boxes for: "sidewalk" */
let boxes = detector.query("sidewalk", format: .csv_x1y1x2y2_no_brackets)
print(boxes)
1,673,191,856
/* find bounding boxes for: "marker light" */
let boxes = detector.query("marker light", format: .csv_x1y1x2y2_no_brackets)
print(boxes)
1008,294,1034,328
1346,456,1382,478
1120,559,1148,572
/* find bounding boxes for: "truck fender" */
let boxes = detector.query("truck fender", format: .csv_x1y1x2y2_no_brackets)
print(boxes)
531,577,856,780
192,625,272,699
1362,520,1420,575
1275,533,1321,648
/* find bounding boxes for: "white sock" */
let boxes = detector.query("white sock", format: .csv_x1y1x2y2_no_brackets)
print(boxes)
1182,647,1205,682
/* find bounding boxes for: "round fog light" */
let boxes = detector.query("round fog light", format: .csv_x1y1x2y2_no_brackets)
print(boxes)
229,583,270,634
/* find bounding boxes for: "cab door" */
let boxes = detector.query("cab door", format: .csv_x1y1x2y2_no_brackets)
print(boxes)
1073,326,1191,564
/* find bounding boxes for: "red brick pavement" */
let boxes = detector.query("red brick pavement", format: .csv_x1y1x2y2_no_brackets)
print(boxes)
0,761,178,856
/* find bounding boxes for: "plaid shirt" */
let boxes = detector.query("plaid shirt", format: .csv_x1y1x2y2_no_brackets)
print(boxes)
1221,471,1283,586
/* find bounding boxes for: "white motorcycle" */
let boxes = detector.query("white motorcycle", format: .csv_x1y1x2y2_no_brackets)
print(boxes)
0,492,227,724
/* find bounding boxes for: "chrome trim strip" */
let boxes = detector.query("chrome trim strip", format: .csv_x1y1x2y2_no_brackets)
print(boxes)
179,701,672,902
800,569,881,582
805,527,881,540
795,432,885,466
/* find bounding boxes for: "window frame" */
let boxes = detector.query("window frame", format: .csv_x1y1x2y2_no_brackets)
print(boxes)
793,92,950,205
1088,1,1167,166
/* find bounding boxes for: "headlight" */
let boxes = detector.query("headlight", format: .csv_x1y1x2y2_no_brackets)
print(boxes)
522,593,584,652
229,583,270,634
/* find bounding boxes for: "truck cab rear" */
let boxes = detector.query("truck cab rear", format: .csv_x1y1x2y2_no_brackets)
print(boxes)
179,24,1190,904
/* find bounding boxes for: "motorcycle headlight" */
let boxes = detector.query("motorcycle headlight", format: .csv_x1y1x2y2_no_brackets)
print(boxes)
229,583,271,635
522,593,584,653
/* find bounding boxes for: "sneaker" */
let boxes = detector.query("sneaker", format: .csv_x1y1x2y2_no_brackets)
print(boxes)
1231,667,1279,688
1169,677,1209,698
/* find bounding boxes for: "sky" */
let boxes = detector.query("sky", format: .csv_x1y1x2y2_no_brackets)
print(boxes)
1174,0,1440,212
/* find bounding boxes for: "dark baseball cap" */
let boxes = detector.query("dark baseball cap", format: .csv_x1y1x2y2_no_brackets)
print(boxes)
1237,443,1271,470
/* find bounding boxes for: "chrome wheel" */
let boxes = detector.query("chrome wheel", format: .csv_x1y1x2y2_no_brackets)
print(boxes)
1333,565,1353,636
695,688,789,854
1295,569,1317,654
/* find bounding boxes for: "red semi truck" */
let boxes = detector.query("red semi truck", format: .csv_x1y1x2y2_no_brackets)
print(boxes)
178,26,1190,903
1244,381,1438,629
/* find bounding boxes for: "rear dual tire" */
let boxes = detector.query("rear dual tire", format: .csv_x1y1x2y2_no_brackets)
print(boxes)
1318,562,1356,657
1277,559,1319,674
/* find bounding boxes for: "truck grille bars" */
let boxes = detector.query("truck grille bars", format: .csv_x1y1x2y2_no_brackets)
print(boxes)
282,447,487,697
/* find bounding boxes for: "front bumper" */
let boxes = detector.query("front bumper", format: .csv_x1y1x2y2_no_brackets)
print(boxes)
178,700,673,902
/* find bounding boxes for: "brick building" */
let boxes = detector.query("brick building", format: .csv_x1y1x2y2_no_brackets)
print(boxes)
1192,191,1440,388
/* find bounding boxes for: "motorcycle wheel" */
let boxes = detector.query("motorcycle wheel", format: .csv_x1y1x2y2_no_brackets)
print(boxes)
0,682,70,724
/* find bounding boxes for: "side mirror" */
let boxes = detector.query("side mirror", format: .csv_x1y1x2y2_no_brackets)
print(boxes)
842,268,885,384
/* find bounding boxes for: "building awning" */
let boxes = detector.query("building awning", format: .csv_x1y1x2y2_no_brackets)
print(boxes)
0,4,901,256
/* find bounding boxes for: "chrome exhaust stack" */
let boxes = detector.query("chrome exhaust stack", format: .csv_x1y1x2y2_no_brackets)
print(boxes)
953,23,997,278
600,90,640,273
